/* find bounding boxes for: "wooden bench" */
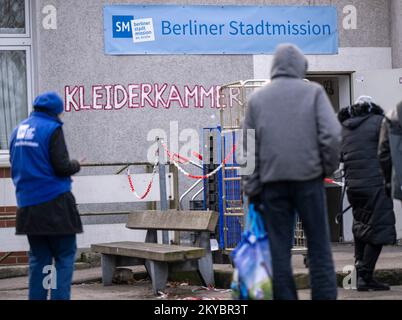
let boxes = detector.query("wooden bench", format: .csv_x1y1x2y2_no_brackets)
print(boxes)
91,210,219,294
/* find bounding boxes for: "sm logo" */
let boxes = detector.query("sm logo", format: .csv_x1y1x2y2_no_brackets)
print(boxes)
112,15,134,38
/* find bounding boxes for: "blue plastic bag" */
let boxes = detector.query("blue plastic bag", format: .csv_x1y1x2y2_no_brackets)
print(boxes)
230,203,273,300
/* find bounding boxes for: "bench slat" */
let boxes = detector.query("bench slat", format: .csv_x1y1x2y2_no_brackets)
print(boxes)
91,241,206,262
126,210,219,232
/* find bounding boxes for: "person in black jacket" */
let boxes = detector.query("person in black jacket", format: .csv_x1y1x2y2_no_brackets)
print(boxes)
378,101,402,202
9,92,82,300
338,96,396,291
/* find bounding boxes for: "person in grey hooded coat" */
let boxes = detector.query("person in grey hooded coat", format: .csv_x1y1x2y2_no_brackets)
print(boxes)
243,43,341,300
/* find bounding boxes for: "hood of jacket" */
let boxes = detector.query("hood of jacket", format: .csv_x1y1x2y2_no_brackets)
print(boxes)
33,91,64,115
270,44,308,80
338,102,384,129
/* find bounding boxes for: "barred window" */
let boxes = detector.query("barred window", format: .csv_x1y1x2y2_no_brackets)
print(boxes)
0,0,31,151
0,0,26,34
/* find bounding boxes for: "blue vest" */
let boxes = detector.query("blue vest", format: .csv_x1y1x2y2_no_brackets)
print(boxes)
9,111,72,208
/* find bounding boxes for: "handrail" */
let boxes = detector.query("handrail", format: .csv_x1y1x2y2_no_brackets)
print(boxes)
80,162,154,167
179,179,203,210
79,161,170,176
191,187,204,201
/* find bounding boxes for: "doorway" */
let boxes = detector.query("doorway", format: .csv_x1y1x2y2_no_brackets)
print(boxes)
306,73,352,112
306,73,353,243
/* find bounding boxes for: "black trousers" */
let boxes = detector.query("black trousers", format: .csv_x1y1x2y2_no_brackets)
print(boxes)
354,238,383,277
261,177,337,300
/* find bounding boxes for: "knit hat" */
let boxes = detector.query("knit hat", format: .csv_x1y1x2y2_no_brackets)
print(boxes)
33,91,64,115
355,95,375,111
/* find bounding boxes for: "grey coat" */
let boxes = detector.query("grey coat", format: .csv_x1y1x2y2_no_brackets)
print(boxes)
379,102,402,201
243,44,341,197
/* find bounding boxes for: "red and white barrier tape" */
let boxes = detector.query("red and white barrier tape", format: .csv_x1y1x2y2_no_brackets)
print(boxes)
324,178,344,187
162,142,237,180
126,143,235,199
127,155,158,199
127,143,343,199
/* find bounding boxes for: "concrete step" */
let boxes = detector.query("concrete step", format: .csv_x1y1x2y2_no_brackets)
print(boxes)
0,262,91,280
2,244,402,291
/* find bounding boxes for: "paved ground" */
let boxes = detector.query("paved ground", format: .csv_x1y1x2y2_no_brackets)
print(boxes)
2,277,402,300
1,244,402,300
291,243,402,273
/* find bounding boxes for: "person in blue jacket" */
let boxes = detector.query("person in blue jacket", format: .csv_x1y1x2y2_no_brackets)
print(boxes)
9,91,82,300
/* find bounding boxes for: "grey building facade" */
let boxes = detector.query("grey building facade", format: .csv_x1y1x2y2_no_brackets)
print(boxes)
1,0,402,254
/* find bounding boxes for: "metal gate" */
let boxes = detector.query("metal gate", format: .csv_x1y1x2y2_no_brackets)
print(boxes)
219,80,268,251
218,80,307,259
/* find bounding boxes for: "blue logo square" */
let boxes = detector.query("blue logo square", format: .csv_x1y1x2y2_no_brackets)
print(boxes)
112,15,134,38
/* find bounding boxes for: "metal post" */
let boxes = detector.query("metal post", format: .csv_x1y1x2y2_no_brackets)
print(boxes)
157,137,169,244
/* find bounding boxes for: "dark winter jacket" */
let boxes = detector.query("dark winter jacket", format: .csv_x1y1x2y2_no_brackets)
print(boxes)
11,109,82,235
338,103,396,245
243,44,341,197
378,101,402,201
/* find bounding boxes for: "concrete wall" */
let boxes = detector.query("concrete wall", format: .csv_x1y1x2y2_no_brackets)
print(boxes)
33,0,392,164
30,0,396,207
1,0,400,257
26,1,400,244
391,0,402,68
254,47,393,78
